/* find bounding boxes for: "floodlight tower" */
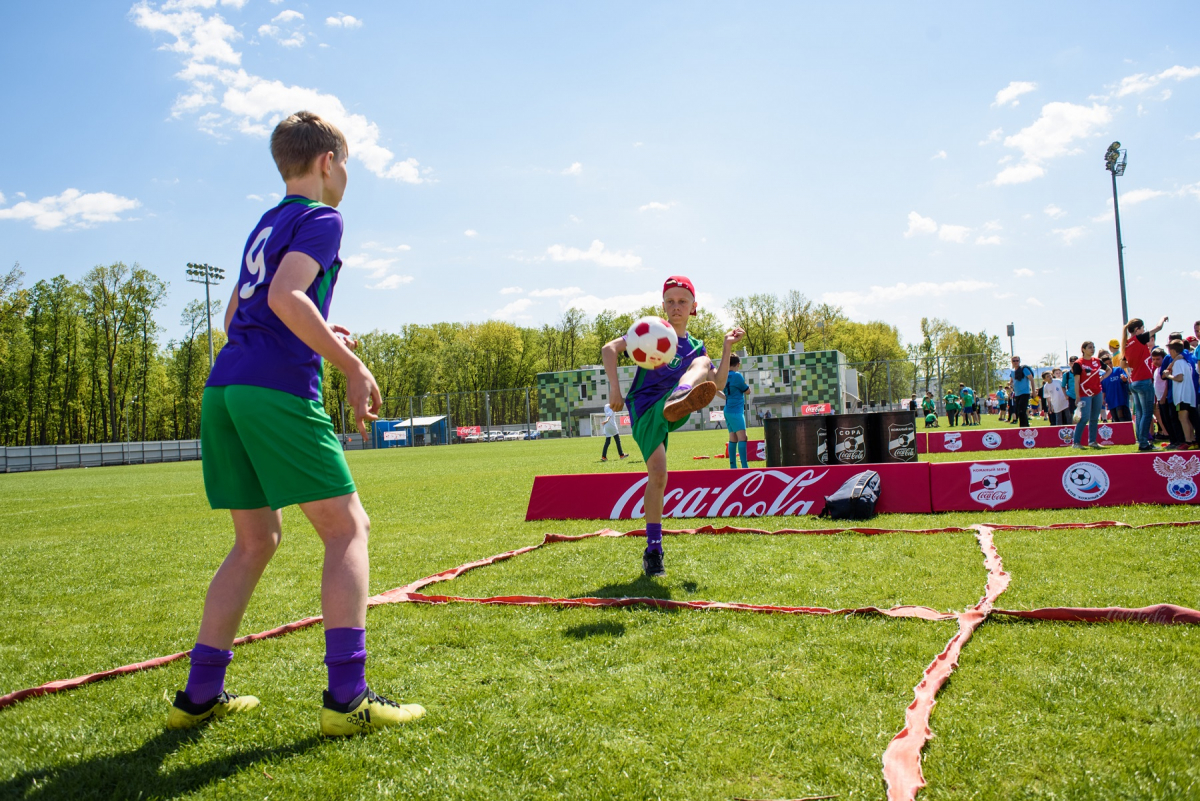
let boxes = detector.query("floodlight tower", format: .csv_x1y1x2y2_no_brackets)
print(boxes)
186,263,226,368
1104,142,1129,326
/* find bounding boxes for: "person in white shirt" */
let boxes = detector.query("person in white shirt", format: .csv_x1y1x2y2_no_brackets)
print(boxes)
600,402,628,461
1164,340,1198,449
1041,371,1069,425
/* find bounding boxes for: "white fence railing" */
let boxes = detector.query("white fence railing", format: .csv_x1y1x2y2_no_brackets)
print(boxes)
0,440,202,473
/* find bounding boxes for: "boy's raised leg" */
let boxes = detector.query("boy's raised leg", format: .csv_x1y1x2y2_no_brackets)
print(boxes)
168,507,280,728
301,492,425,735
664,359,719,422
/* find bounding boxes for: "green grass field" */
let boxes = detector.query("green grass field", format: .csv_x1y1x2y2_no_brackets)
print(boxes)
1,427,1198,800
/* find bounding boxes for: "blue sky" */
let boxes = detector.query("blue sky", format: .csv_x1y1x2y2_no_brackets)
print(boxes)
2,1,1198,361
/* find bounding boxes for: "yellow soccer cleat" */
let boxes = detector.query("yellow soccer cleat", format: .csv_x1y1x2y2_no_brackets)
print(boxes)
166,690,259,729
320,687,425,736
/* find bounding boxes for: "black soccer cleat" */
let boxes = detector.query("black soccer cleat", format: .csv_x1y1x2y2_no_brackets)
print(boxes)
642,547,665,577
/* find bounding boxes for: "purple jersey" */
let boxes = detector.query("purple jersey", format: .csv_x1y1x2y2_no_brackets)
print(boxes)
626,331,708,423
207,196,343,401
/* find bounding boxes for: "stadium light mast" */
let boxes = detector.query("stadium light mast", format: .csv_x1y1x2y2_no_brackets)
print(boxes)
1104,142,1129,326
186,263,225,368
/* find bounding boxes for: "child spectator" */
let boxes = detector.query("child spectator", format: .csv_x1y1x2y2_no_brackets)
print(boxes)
1153,347,1182,448
1123,316,1168,451
1042,370,1069,425
944,391,960,427
1062,356,1078,420
1164,340,1198,449
1071,341,1110,449
1099,349,1131,422
996,386,1008,421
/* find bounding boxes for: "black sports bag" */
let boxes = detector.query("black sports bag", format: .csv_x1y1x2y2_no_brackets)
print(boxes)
820,470,881,520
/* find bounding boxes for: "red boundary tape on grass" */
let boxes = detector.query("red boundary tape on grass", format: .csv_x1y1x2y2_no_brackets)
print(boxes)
4,518,1200,801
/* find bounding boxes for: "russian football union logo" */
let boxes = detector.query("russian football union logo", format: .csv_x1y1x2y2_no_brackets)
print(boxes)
944,432,962,452
1019,429,1039,448
1057,428,1073,445
1098,424,1113,443
1061,461,1110,502
1153,455,1200,502
834,426,866,464
968,462,1013,508
982,432,1002,449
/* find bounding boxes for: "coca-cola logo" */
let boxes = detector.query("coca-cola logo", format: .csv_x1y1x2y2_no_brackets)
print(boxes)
802,403,832,415
607,469,830,519
834,426,866,464
888,423,916,461
944,432,962,452
968,462,1014,508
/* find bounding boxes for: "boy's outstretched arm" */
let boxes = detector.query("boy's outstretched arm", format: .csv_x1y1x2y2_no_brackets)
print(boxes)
268,251,381,436
712,327,746,391
602,336,627,412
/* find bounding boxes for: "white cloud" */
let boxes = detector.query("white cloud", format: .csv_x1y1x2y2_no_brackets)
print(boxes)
272,9,302,22
995,102,1112,185
246,193,263,201
325,13,363,28
979,128,1003,145
343,254,399,279
993,81,1037,107
361,241,410,253
492,298,534,320
0,188,139,230
1189,132,1200,140
1122,188,1167,205
639,201,675,211
569,214,581,222
0,191,5,205
1026,297,1044,307
931,150,947,160
1044,203,1066,219
562,162,582,176
903,211,938,238
822,280,997,315
633,141,643,147
1113,65,1200,97
464,229,478,237
546,240,642,270
938,224,970,244
1014,268,1035,277
982,220,1002,231
1052,226,1087,245
529,287,583,298
500,286,524,295
975,235,1002,245
370,274,413,290
565,290,663,318
133,2,427,184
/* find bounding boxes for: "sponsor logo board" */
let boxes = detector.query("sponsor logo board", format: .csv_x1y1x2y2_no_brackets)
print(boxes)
834,425,866,464
1154,454,1200,502
968,462,1013,508
943,432,962,452
1062,461,1110,502
802,403,833,415
981,432,1002,449
888,423,916,461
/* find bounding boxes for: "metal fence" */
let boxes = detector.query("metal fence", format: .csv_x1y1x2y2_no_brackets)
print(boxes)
0,440,202,473
846,353,1003,411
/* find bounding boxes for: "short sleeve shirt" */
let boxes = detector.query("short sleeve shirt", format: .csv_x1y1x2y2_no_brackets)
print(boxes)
1125,333,1153,381
625,332,708,424
1073,357,1104,397
207,196,344,401
724,370,749,414
961,387,975,406
1011,366,1033,395
1102,367,1129,409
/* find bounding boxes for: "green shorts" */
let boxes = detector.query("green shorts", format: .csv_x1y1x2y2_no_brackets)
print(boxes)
201,385,355,510
631,395,689,460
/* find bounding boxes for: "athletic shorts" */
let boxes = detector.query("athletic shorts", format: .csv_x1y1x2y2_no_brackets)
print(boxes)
724,411,747,433
631,394,689,460
1178,401,1196,413
962,405,975,414
201,384,355,510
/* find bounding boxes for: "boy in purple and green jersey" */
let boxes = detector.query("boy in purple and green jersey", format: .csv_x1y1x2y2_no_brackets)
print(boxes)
168,111,424,737
604,276,745,577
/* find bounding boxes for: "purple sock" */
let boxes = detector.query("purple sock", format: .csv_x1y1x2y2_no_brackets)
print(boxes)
185,643,233,705
324,627,368,705
646,523,663,554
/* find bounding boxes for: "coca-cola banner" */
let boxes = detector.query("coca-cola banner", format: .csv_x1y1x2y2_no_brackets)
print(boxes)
930,451,1200,512
924,422,1134,454
456,426,481,437
802,403,833,415
723,441,767,461
525,463,933,520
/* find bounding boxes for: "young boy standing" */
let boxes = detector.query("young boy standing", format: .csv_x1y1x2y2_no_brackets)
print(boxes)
168,111,424,736
603,276,744,576
723,354,752,468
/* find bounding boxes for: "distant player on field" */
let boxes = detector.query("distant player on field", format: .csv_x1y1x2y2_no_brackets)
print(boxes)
722,354,751,468
167,111,424,736
603,276,744,576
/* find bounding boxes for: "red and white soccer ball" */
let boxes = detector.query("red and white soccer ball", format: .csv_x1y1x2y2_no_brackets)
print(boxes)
626,316,677,369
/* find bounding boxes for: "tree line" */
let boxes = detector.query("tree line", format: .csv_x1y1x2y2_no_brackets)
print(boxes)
0,261,1001,445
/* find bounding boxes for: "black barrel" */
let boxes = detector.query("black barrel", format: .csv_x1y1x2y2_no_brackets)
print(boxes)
772,415,829,466
764,417,782,467
868,410,918,463
830,413,870,466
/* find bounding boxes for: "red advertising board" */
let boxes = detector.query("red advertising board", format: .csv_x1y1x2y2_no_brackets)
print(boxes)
723,441,767,461
801,403,833,415
930,451,1200,512
456,426,481,437
525,463,933,520
924,422,1134,454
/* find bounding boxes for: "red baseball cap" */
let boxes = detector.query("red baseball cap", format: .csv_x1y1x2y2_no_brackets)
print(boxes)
663,275,698,315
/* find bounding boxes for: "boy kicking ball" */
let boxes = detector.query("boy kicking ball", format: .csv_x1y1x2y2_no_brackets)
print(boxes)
167,111,424,736
603,276,745,577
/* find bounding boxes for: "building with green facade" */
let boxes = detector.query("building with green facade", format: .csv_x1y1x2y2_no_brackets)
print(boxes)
536,347,860,436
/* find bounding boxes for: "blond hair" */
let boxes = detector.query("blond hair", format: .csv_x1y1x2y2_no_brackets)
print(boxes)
270,111,348,180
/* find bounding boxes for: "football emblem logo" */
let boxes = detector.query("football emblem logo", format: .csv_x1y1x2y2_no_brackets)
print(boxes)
968,462,1013,508
982,431,1002,449
1061,461,1110,502
1098,424,1113,444
888,423,916,461
944,432,962,452
1057,428,1073,445
834,425,866,464
1153,455,1200,502
1019,428,1039,448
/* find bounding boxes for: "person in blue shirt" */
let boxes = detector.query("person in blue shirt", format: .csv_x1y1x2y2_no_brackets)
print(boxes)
1008,356,1036,427
722,355,752,468
1099,350,1131,422
996,386,1008,422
